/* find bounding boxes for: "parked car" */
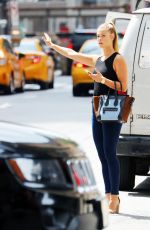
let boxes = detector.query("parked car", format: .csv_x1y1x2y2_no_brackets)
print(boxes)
14,38,55,90
71,39,101,96
0,37,25,94
0,121,108,230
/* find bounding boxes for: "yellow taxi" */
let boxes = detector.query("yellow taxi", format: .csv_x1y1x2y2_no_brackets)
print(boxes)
0,37,25,94
71,39,101,96
14,38,55,90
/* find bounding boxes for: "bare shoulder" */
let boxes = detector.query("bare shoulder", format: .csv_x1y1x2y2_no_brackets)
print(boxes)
113,53,127,70
114,53,126,65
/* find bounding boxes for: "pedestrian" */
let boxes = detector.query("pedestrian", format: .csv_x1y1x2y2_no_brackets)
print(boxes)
43,22,128,214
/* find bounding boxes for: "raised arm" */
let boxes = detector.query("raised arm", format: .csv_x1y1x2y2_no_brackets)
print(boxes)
43,33,98,67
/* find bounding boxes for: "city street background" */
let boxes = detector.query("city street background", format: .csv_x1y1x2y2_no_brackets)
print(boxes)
0,72,150,229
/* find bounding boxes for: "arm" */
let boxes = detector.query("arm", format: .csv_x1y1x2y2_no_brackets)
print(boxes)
88,55,128,92
43,33,98,67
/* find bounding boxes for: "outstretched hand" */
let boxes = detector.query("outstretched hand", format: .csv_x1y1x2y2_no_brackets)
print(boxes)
88,69,103,83
42,33,53,47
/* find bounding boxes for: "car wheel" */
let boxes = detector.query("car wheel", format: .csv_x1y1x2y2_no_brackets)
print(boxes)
2,210,43,230
49,80,54,89
16,73,26,93
40,81,49,90
136,161,149,175
5,75,15,94
48,68,54,89
73,86,81,96
119,156,135,191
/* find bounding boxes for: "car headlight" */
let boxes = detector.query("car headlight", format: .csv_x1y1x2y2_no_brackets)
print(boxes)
6,158,71,190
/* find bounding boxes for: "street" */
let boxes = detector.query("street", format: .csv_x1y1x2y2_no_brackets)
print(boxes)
0,73,150,229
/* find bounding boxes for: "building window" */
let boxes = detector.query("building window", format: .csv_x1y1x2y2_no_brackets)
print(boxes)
82,0,96,4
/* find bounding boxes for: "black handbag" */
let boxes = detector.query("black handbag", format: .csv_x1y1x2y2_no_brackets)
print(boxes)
93,81,135,123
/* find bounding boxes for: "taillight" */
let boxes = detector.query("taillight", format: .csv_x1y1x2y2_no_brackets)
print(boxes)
26,55,41,64
0,50,4,58
0,51,7,65
67,43,73,49
32,56,41,64
73,62,87,68
0,58,7,65
68,159,96,191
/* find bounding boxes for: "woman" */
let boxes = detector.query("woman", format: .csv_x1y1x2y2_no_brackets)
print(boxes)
43,22,128,214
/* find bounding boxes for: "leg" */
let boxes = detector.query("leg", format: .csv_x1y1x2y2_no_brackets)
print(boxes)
92,107,111,194
102,122,122,213
102,122,122,195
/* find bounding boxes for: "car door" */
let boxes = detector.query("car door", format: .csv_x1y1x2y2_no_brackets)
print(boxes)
130,14,150,135
4,39,21,87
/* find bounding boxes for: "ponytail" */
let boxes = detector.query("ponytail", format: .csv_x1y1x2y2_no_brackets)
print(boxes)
108,22,119,52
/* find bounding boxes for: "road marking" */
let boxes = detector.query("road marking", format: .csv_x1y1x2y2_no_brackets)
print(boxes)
0,102,12,109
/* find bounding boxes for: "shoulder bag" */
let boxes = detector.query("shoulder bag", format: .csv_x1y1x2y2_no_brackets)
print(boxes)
93,81,135,123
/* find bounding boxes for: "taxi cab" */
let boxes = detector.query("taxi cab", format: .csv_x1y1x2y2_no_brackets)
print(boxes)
0,37,24,94
71,39,101,96
15,38,55,90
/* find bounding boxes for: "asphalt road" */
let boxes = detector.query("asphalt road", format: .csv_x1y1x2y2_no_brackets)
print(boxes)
0,72,150,229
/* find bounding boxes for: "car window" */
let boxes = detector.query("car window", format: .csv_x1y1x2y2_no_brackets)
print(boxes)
3,39,13,54
114,18,130,49
18,41,38,51
114,19,130,34
39,39,47,52
139,19,150,68
71,33,97,51
81,40,101,55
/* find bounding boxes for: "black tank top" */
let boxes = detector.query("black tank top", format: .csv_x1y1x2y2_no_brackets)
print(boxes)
94,52,119,96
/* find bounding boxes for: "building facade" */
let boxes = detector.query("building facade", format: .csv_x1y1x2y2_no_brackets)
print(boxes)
0,0,132,35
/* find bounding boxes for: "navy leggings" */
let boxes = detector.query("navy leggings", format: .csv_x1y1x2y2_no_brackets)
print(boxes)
92,107,122,195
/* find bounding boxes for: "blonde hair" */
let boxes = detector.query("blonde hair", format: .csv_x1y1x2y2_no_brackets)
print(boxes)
97,22,119,52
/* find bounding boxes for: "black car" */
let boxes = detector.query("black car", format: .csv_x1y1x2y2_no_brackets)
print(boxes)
0,121,108,230
71,29,97,52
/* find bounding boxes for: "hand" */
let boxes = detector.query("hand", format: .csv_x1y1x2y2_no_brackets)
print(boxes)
88,69,104,83
42,33,53,47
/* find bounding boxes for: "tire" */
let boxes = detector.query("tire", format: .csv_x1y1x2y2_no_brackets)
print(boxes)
16,73,25,93
5,75,15,94
48,80,54,89
48,68,54,89
2,210,43,230
119,156,136,191
136,162,149,175
72,86,81,96
40,81,49,90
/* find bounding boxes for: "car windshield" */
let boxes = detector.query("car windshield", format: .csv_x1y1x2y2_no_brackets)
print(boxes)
81,40,101,54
